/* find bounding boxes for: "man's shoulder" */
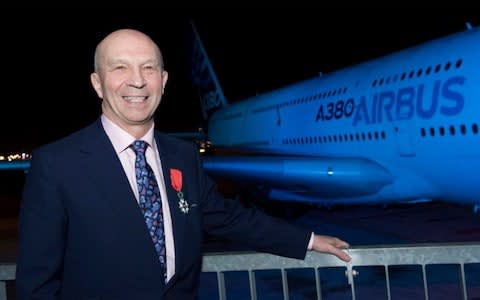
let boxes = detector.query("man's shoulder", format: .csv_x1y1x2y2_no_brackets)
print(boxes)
33,120,100,156
155,131,198,152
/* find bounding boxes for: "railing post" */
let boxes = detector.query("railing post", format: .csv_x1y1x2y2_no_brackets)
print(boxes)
0,263,15,300
248,270,257,300
217,272,226,300
281,269,289,300
0,281,7,300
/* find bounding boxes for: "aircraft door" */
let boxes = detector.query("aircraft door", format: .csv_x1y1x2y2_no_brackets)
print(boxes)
395,123,416,157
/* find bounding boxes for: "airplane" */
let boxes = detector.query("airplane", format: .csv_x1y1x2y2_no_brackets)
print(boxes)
189,21,480,212
2,21,479,212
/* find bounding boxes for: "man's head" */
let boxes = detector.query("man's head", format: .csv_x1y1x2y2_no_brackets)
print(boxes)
90,29,168,138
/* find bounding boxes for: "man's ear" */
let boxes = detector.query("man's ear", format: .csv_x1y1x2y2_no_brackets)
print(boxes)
90,72,103,99
162,70,169,92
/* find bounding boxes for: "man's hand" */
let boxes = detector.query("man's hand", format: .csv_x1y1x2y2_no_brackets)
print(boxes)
311,234,351,262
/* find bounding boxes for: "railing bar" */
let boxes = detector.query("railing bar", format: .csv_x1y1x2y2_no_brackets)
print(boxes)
350,267,356,300
0,281,6,300
459,264,468,300
248,270,257,300
422,264,429,300
281,269,289,300
315,268,322,300
216,271,226,300
385,265,392,300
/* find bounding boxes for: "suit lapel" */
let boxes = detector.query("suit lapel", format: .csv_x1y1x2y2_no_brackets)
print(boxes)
79,122,190,288
155,132,189,288
79,120,154,241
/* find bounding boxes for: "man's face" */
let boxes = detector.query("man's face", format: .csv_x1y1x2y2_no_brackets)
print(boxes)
91,30,168,134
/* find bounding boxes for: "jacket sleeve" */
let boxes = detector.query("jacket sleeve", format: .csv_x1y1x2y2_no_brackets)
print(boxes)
194,151,311,260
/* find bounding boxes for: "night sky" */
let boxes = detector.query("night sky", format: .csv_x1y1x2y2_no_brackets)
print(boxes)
2,9,478,153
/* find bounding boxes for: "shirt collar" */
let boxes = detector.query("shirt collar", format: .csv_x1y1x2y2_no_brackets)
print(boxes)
101,114,155,154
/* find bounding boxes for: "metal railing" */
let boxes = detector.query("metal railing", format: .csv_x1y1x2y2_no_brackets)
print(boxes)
2,243,479,300
0,264,14,300
200,243,480,300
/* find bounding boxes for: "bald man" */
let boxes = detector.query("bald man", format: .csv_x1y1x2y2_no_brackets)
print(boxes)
16,29,350,300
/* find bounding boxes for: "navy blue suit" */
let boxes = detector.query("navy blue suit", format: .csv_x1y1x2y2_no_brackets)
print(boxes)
16,118,311,300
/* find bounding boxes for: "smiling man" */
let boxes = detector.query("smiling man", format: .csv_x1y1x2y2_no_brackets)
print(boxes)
15,29,350,300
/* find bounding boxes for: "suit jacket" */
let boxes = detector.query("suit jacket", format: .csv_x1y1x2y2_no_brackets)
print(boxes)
16,118,311,300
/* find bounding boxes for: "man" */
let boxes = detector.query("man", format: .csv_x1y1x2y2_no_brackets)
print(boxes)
16,28,350,300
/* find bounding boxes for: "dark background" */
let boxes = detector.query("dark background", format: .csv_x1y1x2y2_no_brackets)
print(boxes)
1,8,478,153
1,12,480,298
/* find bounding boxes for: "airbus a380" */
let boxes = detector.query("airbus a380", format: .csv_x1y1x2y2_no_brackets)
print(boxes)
190,22,480,211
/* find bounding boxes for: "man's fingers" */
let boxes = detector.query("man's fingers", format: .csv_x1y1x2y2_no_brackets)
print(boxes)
328,238,351,262
335,248,351,262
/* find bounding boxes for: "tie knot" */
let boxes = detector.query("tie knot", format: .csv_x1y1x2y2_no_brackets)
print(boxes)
131,140,148,156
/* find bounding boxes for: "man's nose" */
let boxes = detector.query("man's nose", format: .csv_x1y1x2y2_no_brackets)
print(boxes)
128,69,146,88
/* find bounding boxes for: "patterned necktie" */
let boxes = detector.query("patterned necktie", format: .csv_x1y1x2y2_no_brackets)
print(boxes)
130,140,167,283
